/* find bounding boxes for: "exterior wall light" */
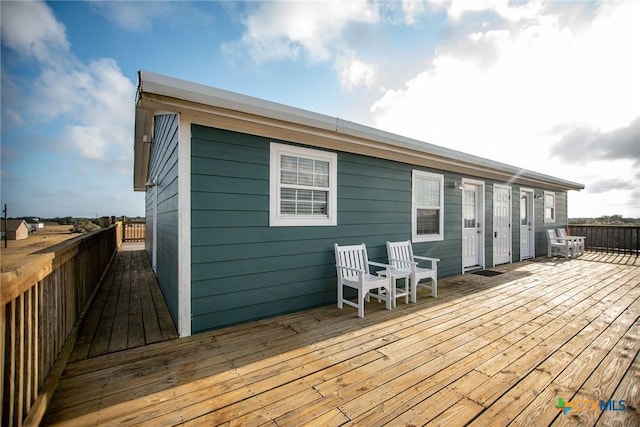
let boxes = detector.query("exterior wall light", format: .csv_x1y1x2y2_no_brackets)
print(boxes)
452,180,465,190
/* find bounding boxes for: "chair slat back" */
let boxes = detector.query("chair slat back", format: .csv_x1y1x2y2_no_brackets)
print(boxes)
387,241,414,270
557,228,568,238
546,229,560,244
334,243,369,279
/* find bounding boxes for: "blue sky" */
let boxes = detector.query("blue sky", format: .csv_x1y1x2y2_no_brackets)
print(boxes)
1,0,639,219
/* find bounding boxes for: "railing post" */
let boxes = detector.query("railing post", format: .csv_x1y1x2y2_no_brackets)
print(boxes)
2,225,120,426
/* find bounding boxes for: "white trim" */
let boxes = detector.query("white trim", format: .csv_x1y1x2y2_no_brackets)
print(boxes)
461,178,485,273
411,170,444,243
152,182,158,273
493,183,512,266
544,191,556,223
177,114,192,337
519,187,535,261
269,142,338,227
135,71,585,193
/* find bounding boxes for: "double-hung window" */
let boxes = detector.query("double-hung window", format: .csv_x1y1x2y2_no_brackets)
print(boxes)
544,191,556,223
270,142,337,226
412,170,444,242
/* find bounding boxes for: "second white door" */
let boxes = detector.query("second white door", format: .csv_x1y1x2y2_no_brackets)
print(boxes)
462,184,481,269
520,189,534,259
493,184,511,265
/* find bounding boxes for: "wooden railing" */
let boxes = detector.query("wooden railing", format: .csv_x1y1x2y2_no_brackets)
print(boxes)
1,223,123,426
123,220,145,242
568,224,639,256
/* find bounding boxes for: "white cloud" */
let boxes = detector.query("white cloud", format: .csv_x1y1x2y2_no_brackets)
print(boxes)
551,117,640,164
66,125,108,160
233,0,379,63
401,0,429,25
371,0,640,217
87,0,179,33
0,0,69,63
224,0,381,90
335,54,377,90
452,0,544,21
2,1,135,169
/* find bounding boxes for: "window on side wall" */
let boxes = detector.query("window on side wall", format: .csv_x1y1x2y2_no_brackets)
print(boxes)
412,170,444,242
270,142,337,226
544,191,556,223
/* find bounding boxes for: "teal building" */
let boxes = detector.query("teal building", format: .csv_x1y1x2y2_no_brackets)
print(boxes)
133,71,584,336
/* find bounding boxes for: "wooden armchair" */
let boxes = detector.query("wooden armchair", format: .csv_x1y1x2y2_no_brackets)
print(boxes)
557,228,585,256
386,240,439,301
546,229,573,259
334,243,392,318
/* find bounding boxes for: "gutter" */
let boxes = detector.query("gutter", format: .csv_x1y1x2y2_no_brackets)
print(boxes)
133,70,585,192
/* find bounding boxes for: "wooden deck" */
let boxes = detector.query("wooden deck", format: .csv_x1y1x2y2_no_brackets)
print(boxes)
68,243,178,361
44,252,639,426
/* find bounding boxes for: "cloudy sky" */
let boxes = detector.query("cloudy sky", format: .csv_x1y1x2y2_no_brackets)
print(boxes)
1,0,638,219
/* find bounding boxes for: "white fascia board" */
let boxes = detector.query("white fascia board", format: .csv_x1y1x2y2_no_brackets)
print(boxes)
336,118,584,191
136,70,585,192
139,70,338,133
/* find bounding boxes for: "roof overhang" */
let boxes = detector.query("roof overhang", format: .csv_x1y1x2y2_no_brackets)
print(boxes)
133,70,585,192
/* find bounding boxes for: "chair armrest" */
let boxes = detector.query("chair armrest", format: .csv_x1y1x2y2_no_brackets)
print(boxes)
368,261,392,269
388,258,418,266
335,264,365,274
413,256,440,263
553,237,572,247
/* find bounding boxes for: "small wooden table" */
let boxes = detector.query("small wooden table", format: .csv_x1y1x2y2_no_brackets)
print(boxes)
555,235,586,258
377,268,411,307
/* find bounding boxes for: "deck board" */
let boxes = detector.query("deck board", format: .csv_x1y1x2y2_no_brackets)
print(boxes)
68,244,178,363
44,254,639,426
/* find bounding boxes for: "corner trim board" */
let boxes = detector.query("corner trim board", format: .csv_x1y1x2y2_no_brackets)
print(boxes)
178,114,192,337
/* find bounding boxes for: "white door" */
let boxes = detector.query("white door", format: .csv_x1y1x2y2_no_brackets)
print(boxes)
520,189,534,259
462,184,481,269
493,185,511,265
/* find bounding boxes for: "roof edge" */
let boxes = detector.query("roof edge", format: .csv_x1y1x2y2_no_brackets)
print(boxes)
134,70,585,192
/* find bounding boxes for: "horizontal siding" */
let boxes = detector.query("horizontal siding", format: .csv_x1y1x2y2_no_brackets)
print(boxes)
190,126,464,333
146,114,180,328
189,125,570,333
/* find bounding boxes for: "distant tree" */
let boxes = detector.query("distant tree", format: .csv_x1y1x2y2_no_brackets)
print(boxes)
570,215,640,225
70,219,102,233
56,216,75,225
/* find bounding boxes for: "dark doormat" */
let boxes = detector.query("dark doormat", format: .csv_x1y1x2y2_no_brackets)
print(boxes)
472,270,504,277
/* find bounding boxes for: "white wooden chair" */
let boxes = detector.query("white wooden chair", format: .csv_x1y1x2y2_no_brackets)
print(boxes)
557,228,585,256
546,229,573,259
386,241,439,302
334,243,392,318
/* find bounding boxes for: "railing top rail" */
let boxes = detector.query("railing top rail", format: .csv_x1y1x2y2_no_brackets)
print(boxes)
1,224,119,306
569,224,640,229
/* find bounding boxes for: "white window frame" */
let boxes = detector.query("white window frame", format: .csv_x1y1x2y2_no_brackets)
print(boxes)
269,142,337,227
544,191,556,223
412,170,445,242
